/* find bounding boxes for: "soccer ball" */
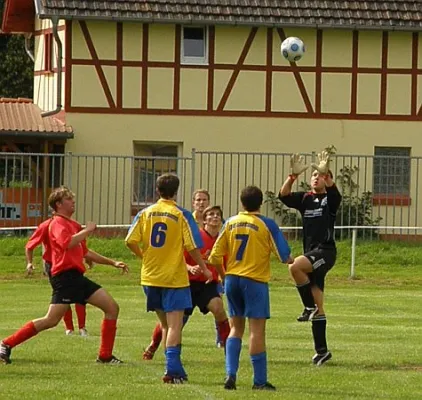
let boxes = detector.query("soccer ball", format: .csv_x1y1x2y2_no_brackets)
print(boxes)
280,37,305,62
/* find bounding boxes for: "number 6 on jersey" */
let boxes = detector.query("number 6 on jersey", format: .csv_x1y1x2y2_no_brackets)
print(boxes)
151,222,167,247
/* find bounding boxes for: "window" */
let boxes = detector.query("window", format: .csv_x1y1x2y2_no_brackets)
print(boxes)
133,144,178,205
373,147,411,197
181,26,208,64
44,33,53,72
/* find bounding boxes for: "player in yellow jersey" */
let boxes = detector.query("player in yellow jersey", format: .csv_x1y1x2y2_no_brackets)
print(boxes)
209,185,293,391
125,173,212,384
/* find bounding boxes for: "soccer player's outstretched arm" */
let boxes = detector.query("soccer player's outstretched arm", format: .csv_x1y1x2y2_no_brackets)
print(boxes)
25,225,45,274
325,173,342,213
208,229,228,281
182,209,213,281
279,153,309,198
125,212,144,259
85,249,129,273
266,219,293,264
68,221,96,248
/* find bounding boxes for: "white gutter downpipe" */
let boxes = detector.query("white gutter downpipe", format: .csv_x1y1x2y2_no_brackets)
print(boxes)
42,16,63,118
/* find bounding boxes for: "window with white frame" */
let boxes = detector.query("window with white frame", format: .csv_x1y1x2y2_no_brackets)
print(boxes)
373,146,411,196
181,26,208,64
133,144,178,205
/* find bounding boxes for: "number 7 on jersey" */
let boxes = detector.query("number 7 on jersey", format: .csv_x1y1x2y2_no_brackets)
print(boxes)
235,234,249,261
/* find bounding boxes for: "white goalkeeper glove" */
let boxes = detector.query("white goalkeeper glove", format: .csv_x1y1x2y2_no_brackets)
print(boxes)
290,153,309,176
311,150,330,175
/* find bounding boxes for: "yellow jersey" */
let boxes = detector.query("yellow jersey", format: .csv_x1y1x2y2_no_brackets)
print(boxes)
125,199,203,288
208,212,291,283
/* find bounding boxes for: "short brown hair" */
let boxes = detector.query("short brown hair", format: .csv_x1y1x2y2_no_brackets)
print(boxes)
156,173,180,199
48,186,75,211
240,185,263,212
203,205,223,220
192,189,210,201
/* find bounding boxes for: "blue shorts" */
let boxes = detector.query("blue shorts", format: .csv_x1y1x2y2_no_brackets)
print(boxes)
217,282,224,295
143,286,192,313
225,275,270,319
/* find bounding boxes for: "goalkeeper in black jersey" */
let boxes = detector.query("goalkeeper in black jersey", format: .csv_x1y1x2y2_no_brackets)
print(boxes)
279,151,342,366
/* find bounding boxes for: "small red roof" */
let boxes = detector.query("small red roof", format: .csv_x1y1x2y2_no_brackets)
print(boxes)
0,98,73,138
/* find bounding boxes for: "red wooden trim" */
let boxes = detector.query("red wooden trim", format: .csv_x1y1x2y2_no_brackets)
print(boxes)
207,26,215,112
173,25,181,111
65,106,422,121
34,25,66,36
141,24,149,110
64,20,72,111
34,67,66,76
411,32,418,116
217,27,258,111
315,29,323,114
116,22,123,109
380,31,388,115
79,21,116,108
70,57,422,75
372,195,411,206
265,28,273,113
44,33,53,72
277,28,314,114
351,30,359,115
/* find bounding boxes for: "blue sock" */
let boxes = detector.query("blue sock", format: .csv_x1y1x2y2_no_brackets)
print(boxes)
251,352,267,386
215,320,222,344
166,346,184,376
226,337,242,379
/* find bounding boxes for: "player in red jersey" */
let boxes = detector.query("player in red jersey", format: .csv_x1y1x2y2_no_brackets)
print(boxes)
25,217,90,337
143,205,230,360
0,187,128,365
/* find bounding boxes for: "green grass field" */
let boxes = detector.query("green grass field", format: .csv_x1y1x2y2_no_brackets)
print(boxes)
0,238,421,399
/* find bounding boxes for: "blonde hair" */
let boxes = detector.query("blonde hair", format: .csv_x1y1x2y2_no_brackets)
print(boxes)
48,186,75,211
192,189,210,201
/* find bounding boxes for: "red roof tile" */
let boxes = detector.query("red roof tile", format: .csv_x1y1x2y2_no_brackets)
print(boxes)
36,1,422,30
0,98,73,138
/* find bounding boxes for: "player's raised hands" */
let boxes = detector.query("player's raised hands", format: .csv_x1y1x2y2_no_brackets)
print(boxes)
290,153,309,176
311,150,330,175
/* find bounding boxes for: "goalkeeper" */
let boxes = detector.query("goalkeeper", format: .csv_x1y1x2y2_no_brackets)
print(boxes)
278,150,342,366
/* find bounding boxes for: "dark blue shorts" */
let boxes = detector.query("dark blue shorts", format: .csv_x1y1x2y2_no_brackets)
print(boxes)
143,286,192,313
225,275,270,319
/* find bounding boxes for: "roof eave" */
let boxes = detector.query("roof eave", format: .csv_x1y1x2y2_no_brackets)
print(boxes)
38,13,422,32
0,130,74,139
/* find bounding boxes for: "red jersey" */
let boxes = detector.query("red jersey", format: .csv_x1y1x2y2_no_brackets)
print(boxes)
48,215,88,276
184,228,224,283
25,218,53,263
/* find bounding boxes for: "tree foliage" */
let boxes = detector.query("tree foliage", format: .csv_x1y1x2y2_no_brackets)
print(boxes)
0,0,34,99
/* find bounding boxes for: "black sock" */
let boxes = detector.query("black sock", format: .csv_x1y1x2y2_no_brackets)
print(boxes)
311,315,328,354
296,281,315,309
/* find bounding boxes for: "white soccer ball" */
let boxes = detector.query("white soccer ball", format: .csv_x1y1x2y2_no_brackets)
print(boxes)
280,37,305,62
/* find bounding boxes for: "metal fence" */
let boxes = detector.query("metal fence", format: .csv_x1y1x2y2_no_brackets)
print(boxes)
0,150,420,240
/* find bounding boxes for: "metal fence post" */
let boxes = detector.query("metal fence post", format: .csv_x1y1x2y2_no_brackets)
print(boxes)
66,151,73,189
191,148,196,197
350,228,357,278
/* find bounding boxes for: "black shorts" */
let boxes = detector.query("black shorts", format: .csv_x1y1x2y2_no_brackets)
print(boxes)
50,269,101,305
304,248,336,292
184,281,220,316
44,262,52,279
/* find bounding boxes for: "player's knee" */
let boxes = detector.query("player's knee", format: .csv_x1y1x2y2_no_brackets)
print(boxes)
106,300,119,319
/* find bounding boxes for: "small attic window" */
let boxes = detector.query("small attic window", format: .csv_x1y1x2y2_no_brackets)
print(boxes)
181,26,208,65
